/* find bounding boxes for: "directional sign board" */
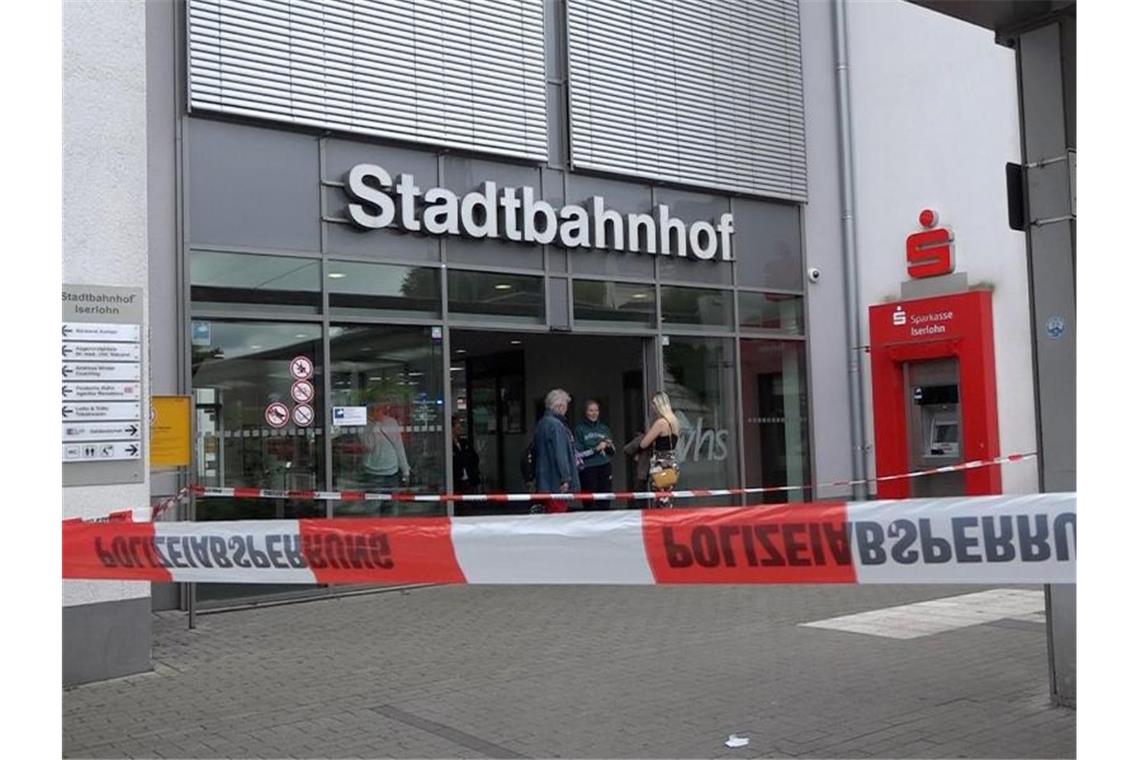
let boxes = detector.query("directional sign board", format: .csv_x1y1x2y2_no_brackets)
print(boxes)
62,322,141,342
62,422,141,442
61,342,141,362
62,382,142,401
62,362,141,381
63,285,145,486
62,401,142,421
63,441,141,462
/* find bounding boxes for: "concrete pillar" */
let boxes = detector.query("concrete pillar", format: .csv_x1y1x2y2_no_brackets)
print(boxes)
1014,18,1076,708
62,0,152,686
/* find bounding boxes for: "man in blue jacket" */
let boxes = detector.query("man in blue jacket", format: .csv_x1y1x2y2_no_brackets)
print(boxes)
533,388,580,512
575,399,615,511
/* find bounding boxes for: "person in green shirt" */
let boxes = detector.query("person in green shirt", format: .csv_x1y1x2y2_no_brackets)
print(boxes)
575,399,615,511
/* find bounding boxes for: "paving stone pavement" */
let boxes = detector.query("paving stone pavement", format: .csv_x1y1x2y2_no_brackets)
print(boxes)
62,584,1075,759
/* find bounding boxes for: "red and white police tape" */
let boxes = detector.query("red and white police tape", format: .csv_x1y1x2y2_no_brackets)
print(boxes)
186,452,1039,505
63,493,1075,585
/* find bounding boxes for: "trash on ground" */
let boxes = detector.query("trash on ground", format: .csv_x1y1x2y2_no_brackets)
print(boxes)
725,734,751,748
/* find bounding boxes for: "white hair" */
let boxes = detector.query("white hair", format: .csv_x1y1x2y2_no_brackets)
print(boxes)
545,388,571,409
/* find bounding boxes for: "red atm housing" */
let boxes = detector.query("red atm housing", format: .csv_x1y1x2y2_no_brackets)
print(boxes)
868,289,1001,498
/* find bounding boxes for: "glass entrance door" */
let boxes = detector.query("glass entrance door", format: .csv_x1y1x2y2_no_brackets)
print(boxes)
190,319,325,604
328,324,446,516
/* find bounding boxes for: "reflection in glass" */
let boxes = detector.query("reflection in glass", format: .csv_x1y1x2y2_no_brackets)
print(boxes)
739,292,804,334
740,339,811,502
662,337,738,498
572,280,656,326
329,325,445,517
447,270,544,323
661,285,733,330
328,260,441,316
191,320,325,602
190,251,321,313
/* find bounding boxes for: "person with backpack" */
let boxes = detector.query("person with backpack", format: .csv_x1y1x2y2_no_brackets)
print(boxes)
531,388,580,513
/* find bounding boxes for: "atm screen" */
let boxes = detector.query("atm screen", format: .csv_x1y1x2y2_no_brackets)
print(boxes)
930,420,960,457
934,423,958,443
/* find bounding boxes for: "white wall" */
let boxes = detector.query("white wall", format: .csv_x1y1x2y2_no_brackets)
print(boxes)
846,0,1039,494
63,0,151,606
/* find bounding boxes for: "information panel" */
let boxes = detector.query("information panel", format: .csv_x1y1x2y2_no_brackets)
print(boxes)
150,395,191,468
62,285,145,486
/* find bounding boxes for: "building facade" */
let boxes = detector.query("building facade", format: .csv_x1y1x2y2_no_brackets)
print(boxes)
64,0,1039,685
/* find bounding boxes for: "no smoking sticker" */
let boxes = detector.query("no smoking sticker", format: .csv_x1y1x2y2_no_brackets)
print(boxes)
289,355,314,381
292,404,315,427
265,402,290,429
291,380,315,404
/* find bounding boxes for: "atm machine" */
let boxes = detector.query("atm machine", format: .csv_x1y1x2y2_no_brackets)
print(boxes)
904,358,963,497
868,290,1001,498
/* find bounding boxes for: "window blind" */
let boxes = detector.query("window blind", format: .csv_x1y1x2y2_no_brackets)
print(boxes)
566,0,807,201
188,0,549,161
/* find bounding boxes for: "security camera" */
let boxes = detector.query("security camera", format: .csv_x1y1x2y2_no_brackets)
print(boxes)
807,267,821,283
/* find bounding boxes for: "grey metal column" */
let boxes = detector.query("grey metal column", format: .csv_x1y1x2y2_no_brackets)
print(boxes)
1016,19,1076,708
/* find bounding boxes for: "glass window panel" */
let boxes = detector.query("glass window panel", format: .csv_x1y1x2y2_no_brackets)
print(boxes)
328,324,445,516
190,250,321,313
660,285,733,330
190,320,325,602
739,292,805,334
572,280,656,327
740,339,811,502
327,260,441,317
662,336,738,500
447,270,544,324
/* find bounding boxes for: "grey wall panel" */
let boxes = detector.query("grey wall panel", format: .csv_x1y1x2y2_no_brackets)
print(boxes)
324,139,441,184
322,138,442,261
571,247,654,278
448,239,545,271
565,173,654,277
548,277,571,329
655,188,734,285
63,598,152,686
324,214,442,262
567,0,807,201
548,248,569,273
732,198,803,291
188,0,548,161
541,166,566,207
443,156,546,270
188,119,320,251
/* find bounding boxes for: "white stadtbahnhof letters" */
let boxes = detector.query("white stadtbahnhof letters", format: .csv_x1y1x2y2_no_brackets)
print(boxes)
344,164,734,262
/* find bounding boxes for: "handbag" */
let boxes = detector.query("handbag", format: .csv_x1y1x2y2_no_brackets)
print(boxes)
648,434,679,490
650,461,679,489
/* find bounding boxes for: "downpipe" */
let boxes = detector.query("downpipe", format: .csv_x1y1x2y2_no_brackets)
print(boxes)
833,0,870,500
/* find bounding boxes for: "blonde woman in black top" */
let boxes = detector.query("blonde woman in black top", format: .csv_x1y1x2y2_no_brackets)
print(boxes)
638,391,681,506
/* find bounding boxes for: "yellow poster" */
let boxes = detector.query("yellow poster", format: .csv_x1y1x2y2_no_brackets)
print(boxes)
150,395,191,468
